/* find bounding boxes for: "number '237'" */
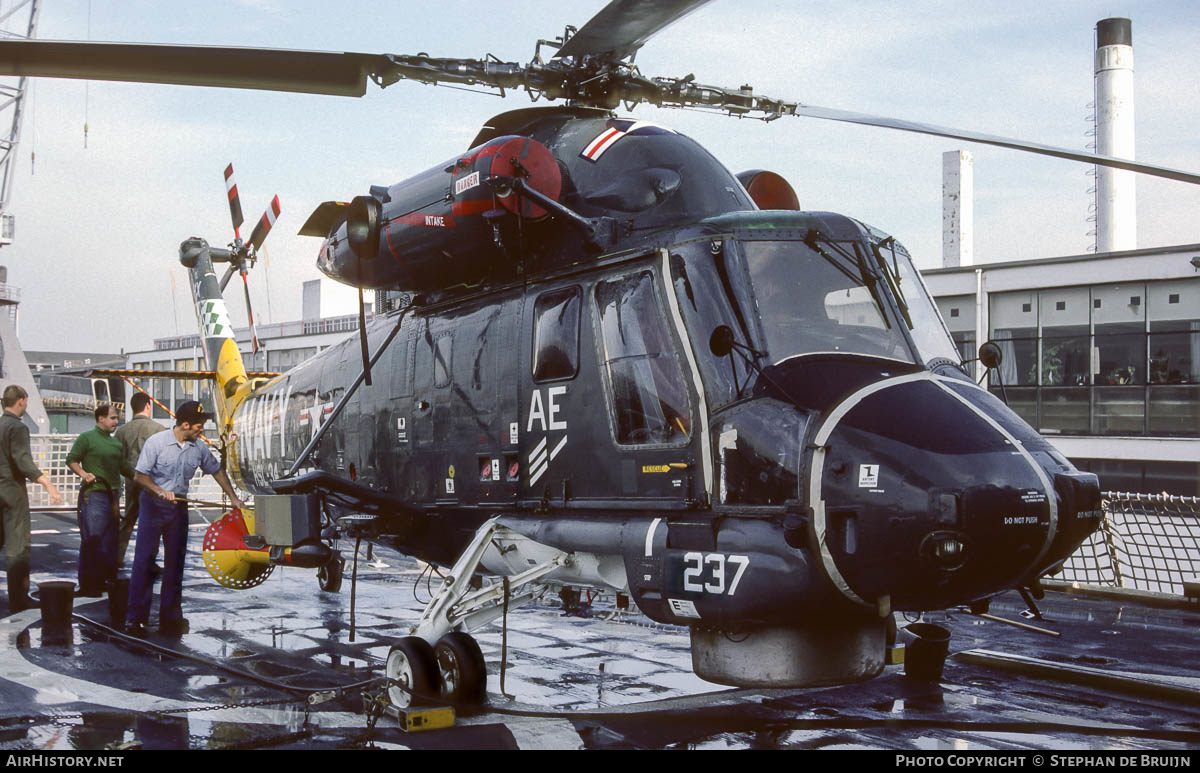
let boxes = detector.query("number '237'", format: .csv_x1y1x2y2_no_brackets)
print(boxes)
683,552,750,595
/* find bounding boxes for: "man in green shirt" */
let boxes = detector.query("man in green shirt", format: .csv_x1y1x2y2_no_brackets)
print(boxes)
67,403,134,597
0,385,63,611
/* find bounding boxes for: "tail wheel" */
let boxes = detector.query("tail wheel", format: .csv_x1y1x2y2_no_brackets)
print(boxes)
435,631,488,705
202,509,273,589
316,551,344,593
386,637,439,709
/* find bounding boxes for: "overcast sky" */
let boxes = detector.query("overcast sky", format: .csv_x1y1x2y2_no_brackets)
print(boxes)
4,0,1199,353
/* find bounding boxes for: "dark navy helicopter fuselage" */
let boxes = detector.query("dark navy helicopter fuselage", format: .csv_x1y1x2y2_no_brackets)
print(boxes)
188,107,1102,690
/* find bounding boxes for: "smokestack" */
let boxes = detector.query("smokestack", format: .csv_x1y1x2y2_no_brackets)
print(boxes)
942,150,974,268
1094,17,1136,253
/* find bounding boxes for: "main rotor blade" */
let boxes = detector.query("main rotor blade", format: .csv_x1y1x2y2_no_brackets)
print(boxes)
224,164,244,237
792,104,1200,186
556,0,713,60
248,195,281,253
0,40,381,97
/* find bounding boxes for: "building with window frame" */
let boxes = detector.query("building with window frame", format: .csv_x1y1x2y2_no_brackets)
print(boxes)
923,242,1200,496
123,311,373,423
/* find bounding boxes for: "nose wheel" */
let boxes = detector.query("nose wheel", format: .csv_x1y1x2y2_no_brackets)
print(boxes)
385,632,488,708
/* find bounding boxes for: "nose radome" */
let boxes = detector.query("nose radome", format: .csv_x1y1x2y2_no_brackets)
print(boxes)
808,374,1070,612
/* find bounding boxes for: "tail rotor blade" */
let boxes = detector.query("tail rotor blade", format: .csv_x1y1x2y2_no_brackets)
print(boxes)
224,163,244,237
248,195,281,253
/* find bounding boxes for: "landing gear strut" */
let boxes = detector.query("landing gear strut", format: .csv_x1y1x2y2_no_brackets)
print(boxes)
384,516,573,709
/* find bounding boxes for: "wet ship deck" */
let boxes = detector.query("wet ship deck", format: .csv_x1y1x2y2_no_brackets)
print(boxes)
1,508,1197,750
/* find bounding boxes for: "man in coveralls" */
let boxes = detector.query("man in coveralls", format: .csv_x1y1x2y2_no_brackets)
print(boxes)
125,400,244,637
0,385,64,611
114,392,165,568
66,403,134,597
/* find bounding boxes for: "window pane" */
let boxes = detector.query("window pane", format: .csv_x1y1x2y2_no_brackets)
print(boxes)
952,332,977,379
152,379,169,418
1040,387,1088,433
174,358,195,403
596,272,690,446
1093,386,1144,435
1095,328,1145,385
1148,330,1199,383
532,287,581,382
1041,331,1090,386
1147,385,1200,437
990,291,1037,386
268,347,318,372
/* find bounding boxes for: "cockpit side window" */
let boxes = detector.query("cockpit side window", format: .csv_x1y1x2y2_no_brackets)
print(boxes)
595,271,691,446
532,287,581,383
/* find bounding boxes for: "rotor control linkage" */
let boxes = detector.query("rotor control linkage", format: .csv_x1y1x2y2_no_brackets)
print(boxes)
487,174,616,250
413,516,571,643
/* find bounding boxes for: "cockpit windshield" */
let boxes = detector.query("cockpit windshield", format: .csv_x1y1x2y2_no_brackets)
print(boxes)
862,225,964,368
742,239,915,365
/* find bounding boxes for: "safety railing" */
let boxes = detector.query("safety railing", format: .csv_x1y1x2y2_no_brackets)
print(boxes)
25,434,229,509
1056,491,1200,596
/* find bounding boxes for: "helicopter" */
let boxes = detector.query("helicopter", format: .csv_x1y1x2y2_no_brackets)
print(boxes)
2,0,1194,708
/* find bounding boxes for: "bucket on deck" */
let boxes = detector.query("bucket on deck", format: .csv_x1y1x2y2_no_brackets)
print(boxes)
37,580,75,644
903,622,951,681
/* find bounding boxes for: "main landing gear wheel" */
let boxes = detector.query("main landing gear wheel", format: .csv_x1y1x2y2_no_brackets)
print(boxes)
435,631,487,705
386,636,439,709
317,551,344,593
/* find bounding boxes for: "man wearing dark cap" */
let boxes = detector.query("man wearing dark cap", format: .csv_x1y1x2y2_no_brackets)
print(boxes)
125,400,244,637
0,385,63,611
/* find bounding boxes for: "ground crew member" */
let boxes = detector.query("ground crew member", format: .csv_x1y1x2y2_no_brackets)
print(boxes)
125,400,244,637
66,403,134,597
0,385,63,611
114,393,165,568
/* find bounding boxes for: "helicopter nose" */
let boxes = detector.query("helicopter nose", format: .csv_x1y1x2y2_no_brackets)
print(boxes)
806,373,1095,612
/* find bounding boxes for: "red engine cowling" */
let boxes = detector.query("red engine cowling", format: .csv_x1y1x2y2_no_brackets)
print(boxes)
308,135,562,292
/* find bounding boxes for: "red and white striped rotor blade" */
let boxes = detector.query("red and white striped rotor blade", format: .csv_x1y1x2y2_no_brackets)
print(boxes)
248,195,280,253
224,163,244,238
241,269,260,354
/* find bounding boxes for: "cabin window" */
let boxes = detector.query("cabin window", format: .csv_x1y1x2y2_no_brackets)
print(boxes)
533,287,581,382
595,271,691,446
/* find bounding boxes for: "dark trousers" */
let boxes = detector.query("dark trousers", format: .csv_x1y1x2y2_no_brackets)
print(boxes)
125,492,189,626
77,490,119,595
0,493,31,610
117,480,144,566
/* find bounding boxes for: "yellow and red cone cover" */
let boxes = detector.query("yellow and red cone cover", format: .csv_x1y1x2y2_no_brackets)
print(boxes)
202,508,274,589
